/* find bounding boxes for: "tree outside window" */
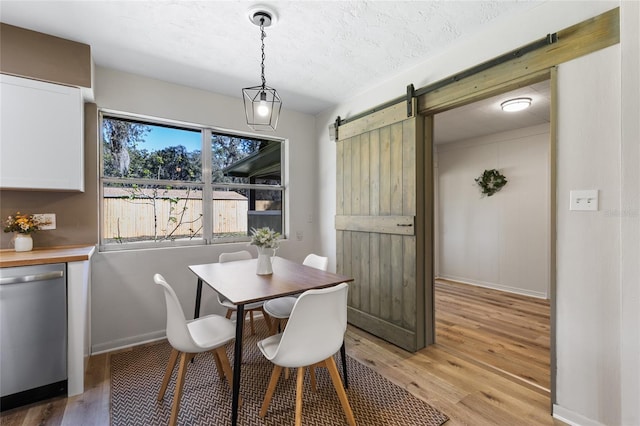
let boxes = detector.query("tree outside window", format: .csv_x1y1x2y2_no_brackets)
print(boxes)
100,114,283,249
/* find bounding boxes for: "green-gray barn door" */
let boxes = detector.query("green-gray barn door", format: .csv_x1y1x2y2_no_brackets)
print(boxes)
335,102,428,352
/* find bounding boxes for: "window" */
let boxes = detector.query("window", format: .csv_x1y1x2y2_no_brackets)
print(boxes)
100,113,284,250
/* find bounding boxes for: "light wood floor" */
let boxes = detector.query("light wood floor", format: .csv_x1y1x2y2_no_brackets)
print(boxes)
1,281,560,426
435,279,551,393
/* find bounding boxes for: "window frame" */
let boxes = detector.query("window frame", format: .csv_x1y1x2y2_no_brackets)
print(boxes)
98,110,286,251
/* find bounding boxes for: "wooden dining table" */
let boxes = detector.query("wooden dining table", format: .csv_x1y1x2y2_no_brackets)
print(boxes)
189,256,353,426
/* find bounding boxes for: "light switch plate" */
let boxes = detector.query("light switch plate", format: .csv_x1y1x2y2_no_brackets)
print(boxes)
569,190,598,211
34,213,56,230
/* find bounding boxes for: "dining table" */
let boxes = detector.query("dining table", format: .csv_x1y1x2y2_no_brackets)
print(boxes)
189,256,354,426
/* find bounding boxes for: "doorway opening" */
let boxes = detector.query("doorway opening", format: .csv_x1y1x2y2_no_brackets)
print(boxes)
432,80,552,395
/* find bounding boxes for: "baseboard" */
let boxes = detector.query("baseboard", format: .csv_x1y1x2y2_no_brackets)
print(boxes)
91,330,166,355
437,275,548,299
91,312,262,355
553,405,606,426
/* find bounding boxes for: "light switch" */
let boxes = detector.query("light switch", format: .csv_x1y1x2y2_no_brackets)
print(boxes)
34,213,56,229
569,190,598,211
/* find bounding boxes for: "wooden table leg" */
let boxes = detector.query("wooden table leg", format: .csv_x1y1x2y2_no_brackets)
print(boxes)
193,278,203,319
231,304,244,426
340,342,348,389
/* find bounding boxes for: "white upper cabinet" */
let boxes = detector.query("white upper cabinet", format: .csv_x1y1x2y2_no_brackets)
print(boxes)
1,74,84,191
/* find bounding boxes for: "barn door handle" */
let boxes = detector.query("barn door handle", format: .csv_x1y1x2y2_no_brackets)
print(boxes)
397,223,413,227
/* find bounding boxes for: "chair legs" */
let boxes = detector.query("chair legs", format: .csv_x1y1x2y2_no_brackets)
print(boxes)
325,356,356,426
248,310,256,334
158,348,180,400
211,349,224,380
260,357,355,426
269,319,279,335
260,364,283,417
309,366,317,392
268,317,288,336
227,307,273,336
211,347,234,391
260,308,273,333
170,352,192,426
159,348,235,426
211,347,243,408
295,367,305,426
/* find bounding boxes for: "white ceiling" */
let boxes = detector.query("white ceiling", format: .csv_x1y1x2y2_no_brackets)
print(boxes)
434,80,550,144
0,0,549,140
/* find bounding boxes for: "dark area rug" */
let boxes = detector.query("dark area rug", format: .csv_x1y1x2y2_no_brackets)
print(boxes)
111,322,448,425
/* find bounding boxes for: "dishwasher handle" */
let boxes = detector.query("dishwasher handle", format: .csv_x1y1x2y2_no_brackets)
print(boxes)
0,270,64,285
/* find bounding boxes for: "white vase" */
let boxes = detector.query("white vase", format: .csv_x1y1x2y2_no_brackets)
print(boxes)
13,233,33,252
256,247,276,275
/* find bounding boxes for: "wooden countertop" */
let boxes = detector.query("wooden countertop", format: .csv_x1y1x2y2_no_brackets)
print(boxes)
0,245,95,268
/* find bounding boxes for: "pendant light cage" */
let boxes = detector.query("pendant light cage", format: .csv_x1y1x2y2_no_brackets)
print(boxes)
242,10,282,131
243,85,282,131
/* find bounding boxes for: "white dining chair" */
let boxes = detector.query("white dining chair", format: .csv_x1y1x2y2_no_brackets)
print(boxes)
263,253,329,335
218,250,272,335
257,282,355,426
154,273,236,426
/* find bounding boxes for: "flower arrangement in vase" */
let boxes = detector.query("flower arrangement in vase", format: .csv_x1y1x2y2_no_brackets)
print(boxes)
249,227,280,275
3,212,44,252
249,227,280,249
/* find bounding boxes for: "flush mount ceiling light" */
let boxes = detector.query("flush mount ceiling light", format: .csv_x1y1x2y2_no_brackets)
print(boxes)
242,8,282,131
500,97,532,112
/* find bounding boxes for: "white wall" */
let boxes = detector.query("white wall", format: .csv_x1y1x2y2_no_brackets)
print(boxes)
316,2,639,425
316,1,619,271
619,2,640,424
436,124,550,298
554,44,622,426
91,67,319,352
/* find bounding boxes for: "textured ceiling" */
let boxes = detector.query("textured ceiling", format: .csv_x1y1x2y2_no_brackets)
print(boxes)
0,0,543,116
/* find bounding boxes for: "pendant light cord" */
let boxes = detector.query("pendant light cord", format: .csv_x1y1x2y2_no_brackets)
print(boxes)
260,18,266,90
242,10,281,130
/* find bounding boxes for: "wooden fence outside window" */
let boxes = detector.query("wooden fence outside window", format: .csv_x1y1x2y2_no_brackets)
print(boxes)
102,188,249,240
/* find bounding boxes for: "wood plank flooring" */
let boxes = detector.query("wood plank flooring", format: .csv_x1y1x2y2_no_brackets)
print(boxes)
1,280,558,425
435,279,551,393
0,351,110,426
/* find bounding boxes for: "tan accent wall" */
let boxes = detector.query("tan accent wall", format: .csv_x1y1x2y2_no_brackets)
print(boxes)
0,103,99,249
0,25,96,249
0,23,91,88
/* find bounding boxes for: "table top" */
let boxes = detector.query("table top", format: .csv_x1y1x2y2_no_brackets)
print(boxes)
189,257,353,305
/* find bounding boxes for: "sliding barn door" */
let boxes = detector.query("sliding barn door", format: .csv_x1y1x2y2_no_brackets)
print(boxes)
336,102,430,352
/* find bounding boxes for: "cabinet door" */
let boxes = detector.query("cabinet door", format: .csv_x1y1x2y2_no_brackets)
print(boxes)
0,74,83,191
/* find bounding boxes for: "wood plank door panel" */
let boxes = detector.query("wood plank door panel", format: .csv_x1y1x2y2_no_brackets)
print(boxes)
336,107,426,352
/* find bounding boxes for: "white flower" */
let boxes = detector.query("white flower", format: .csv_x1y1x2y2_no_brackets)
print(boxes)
249,227,280,249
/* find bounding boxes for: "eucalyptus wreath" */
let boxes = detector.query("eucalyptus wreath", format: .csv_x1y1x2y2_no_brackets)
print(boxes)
475,169,507,197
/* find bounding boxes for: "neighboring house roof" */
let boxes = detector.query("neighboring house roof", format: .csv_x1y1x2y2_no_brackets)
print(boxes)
223,141,281,180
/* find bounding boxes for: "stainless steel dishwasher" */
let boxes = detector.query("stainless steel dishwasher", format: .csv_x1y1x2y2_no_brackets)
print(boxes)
0,263,67,411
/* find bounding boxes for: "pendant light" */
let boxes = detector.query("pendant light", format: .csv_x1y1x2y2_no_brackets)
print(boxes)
242,9,282,131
